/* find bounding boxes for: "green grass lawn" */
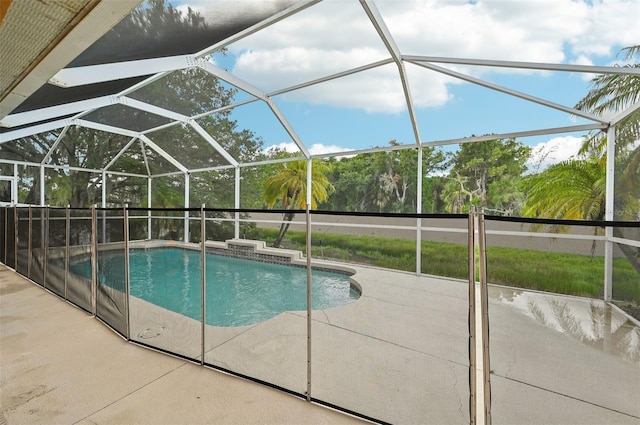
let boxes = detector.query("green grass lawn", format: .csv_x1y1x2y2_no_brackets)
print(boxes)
249,228,640,303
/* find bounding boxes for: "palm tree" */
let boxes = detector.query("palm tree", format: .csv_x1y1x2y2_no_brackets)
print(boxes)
576,45,640,153
263,159,334,248
522,155,605,221
523,45,640,274
575,44,640,223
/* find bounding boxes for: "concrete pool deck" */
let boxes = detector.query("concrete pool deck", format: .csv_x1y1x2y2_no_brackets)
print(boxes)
0,265,367,425
2,260,640,424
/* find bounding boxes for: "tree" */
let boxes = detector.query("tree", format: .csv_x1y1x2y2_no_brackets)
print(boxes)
522,155,605,221
575,44,639,223
263,159,334,248
575,45,640,154
523,44,640,274
522,153,640,276
323,141,447,213
441,138,530,214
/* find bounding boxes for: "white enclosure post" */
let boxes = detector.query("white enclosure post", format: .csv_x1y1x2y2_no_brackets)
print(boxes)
101,171,107,207
305,158,312,402
477,209,492,425
123,204,131,340
416,148,423,276
147,177,152,240
200,203,206,365
184,172,190,243
604,126,616,301
40,166,45,206
468,209,477,425
235,166,240,239
101,171,107,244
13,164,18,204
90,205,98,316
27,206,32,276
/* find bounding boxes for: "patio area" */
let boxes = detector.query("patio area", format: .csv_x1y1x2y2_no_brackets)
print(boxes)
0,264,366,425
2,256,638,424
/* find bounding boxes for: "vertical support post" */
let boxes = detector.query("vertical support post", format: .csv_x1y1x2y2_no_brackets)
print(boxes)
91,205,98,316
234,166,240,239
13,206,18,272
123,204,131,340
27,205,32,277
101,171,107,244
102,171,107,208
306,159,312,402
40,207,46,276
416,147,423,276
477,208,491,425
468,208,477,425
603,126,615,302
43,206,49,289
3,205,7,265
65,205,70,300
184,173,190,243
40,166,45,206
147,177,152,240
200,204,206,366
13,164,18,204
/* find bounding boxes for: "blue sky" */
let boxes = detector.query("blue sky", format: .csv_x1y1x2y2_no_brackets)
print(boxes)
179,0,640,169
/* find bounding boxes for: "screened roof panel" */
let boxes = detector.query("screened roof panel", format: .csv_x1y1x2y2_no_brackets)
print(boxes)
47,128,135,170
10,77,150,114
81,104,172,132
68,0,303,68
145,123,231,170
127,66,255,117
1,0,638,178
108,140,180,176
270,62,417,152
107,141,151,175
199,102,301,161
142,142,181,175
415,62,598,115
0,130,61,164
225,0,391,93
408,61,595,144
376,1,573,63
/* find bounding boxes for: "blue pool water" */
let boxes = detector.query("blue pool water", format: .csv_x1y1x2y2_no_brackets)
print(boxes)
71,247,359,327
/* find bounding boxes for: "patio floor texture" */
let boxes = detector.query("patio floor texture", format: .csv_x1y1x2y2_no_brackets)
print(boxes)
0,265,366,425
1,261,639,424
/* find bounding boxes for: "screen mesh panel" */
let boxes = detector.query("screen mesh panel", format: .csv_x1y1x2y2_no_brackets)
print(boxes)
203,209,307,395
310,213,470,424
28,207,46,285
45,208,67,297
15,207,29,276
5,208,16,269
128,208,202,359
95,208,128,336
486,217,640,423
0,207,5,264
66,209,93,312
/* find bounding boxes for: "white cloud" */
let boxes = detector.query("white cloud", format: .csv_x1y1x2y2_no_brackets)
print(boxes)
570,54,596,81
208,0,639,114
526,136,584,173
265,142,353,156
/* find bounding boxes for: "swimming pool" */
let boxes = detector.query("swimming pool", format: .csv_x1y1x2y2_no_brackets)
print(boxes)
71,247,360,327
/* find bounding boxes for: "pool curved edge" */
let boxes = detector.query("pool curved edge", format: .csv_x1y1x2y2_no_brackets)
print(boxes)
129,238,363,296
